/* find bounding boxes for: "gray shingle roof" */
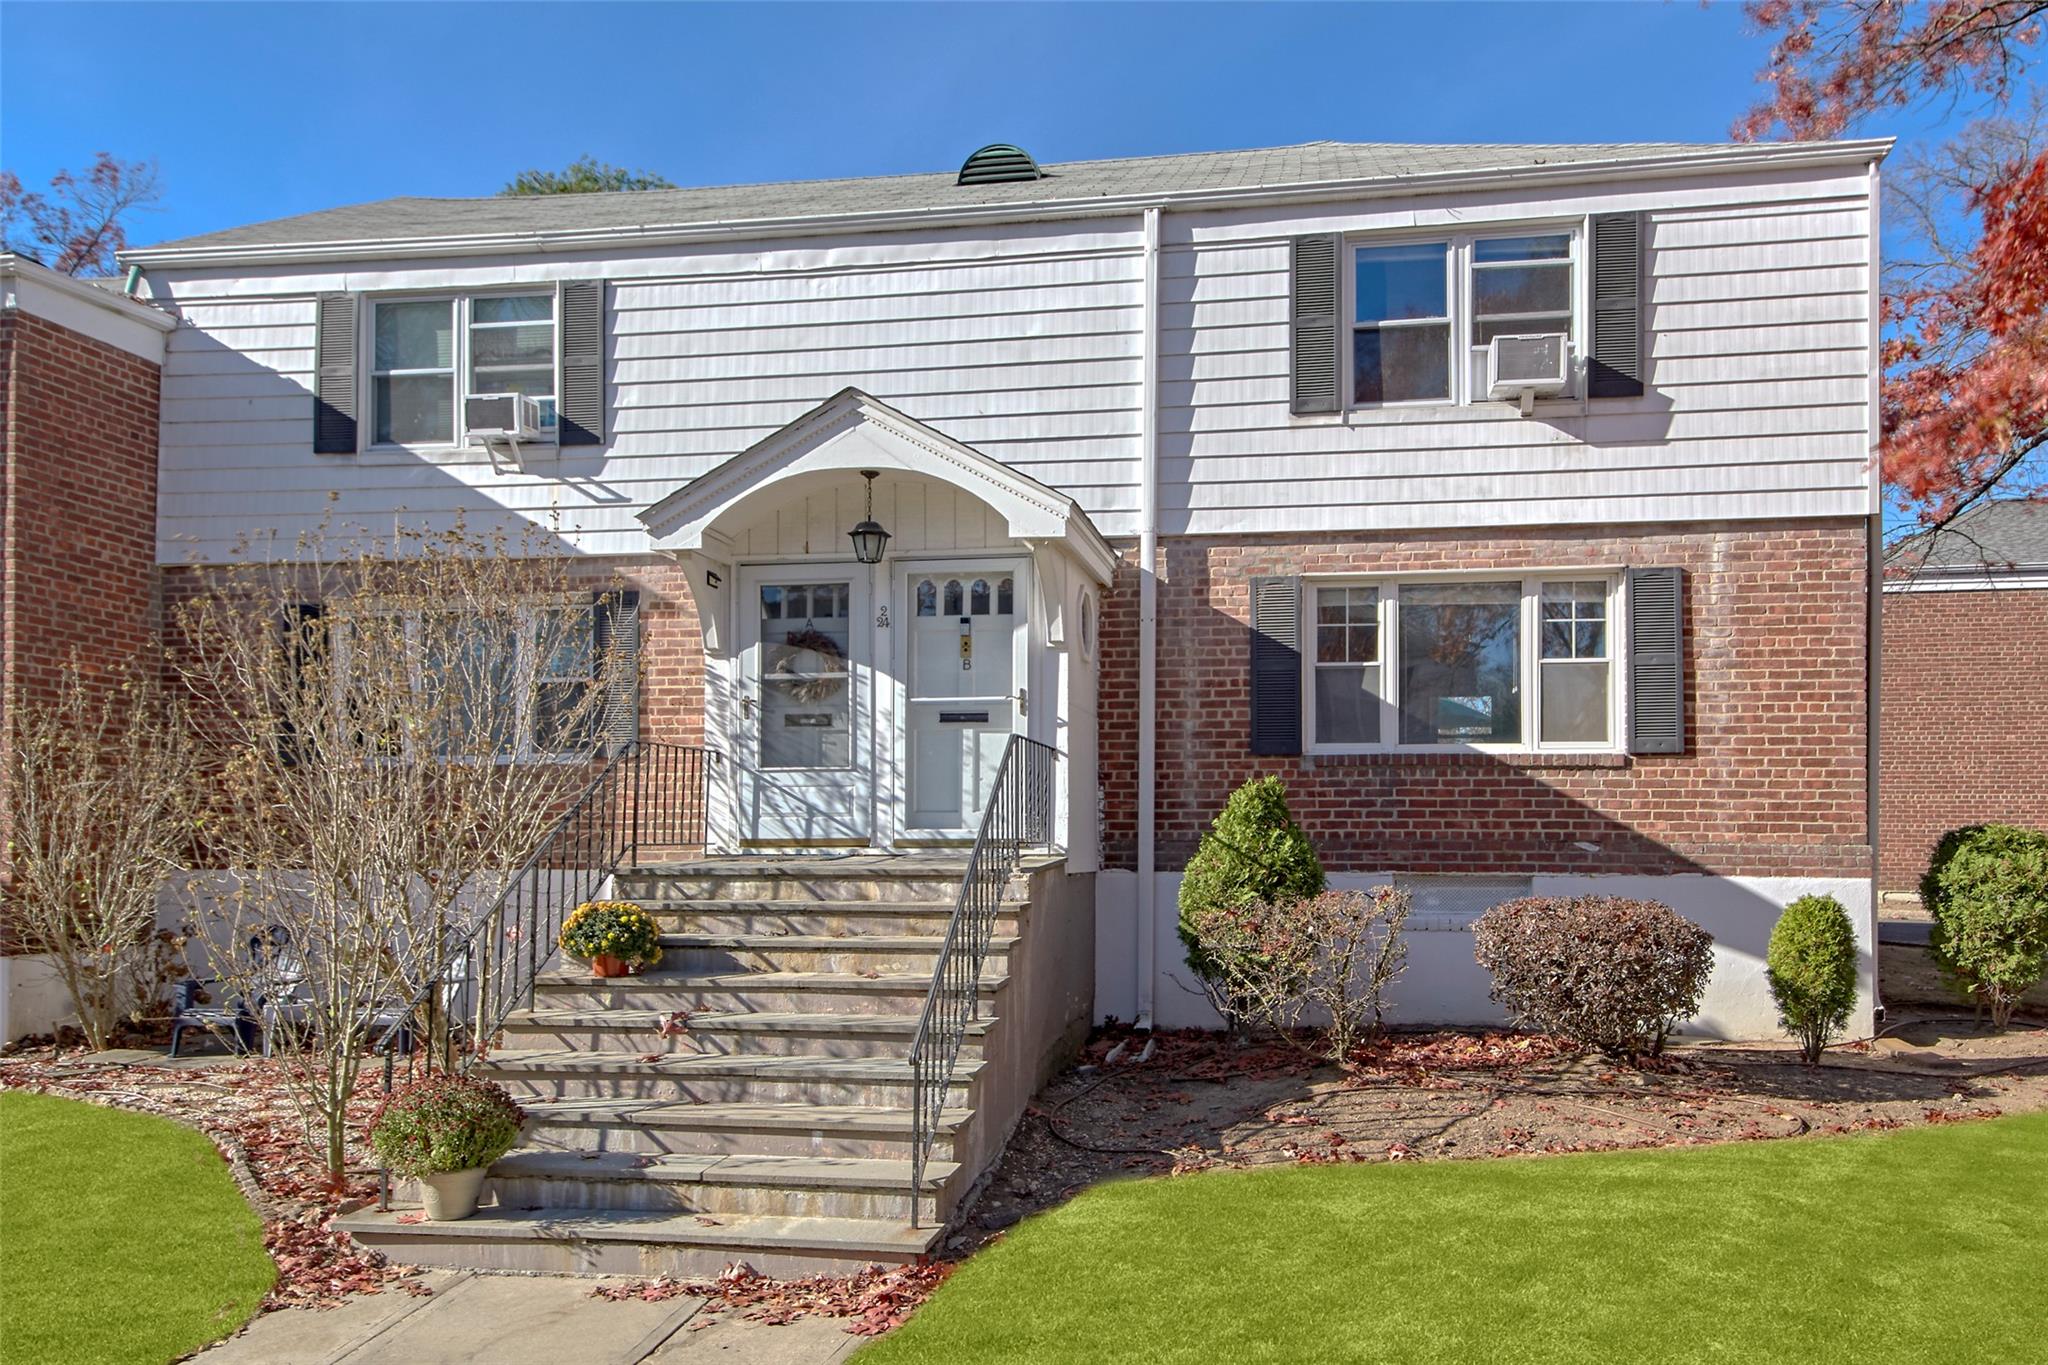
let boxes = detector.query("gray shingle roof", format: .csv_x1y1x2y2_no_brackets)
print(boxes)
138,141,1749,255
1890,500,2048,573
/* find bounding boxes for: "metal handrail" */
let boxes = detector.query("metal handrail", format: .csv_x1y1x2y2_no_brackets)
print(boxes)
906,734,1057,1227
372,739,713,1208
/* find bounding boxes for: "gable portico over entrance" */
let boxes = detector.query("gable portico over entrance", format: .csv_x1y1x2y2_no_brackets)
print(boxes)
639,389,1114,862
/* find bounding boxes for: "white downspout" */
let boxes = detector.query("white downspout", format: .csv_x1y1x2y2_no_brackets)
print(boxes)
1136,206,1162,1029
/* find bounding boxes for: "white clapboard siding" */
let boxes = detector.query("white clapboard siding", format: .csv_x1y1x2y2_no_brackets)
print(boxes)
1158,175,1874,536
152,159,1877,561
154,228,1150,560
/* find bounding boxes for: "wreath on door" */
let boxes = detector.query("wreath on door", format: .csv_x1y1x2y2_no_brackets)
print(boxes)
771,626,848,703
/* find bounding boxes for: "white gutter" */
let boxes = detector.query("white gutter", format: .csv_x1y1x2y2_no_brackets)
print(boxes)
1136,206,1161,1030
0,253,177,330
119,140,1896,269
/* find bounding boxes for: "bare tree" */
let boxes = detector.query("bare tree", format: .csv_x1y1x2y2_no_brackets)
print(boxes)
174,522,624,1184
0,153,163,276
5,659,200,1051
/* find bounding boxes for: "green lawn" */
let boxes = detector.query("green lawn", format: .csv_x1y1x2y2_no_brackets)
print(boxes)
0,1091,274,1365
863,1113,2048,1365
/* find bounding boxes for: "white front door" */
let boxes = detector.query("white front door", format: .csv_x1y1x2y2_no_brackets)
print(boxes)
737,566,871,846
901,562,1026,837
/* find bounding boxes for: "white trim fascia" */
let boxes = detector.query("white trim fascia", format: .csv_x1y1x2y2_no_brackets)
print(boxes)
638,386,1119,585
119,141,1898,269
1,253,176,362
1883,569,2048,592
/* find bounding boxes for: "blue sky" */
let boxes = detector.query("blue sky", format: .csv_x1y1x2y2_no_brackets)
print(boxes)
0,1,1952,248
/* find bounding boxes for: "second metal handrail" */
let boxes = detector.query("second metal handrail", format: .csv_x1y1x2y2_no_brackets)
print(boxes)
906,734,1056,1226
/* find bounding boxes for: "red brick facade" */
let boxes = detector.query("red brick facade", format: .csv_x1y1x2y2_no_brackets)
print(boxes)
2,308,165,907
1879,585,2048,892
1100,519,1874,879
155,554,709,751
132,510,1879,887
1,310,164,704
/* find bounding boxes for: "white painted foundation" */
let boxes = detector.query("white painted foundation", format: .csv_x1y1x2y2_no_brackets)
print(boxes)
1096,871,1878,1042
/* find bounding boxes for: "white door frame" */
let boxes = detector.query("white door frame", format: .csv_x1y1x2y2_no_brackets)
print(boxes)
887,556,1030,845
734,562,874,848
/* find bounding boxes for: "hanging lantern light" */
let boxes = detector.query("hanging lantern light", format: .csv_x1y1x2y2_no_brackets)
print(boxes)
847,469,892,565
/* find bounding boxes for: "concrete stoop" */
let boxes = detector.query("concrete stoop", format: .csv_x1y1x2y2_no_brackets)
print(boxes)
338,855,1090,1279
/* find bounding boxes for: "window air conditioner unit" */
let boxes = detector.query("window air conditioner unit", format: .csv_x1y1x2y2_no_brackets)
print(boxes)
1487,334,1571,413
466,393,544,444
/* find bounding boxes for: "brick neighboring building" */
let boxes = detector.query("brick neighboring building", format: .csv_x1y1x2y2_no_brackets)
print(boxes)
1880,500,2048,896
1,254,175,1032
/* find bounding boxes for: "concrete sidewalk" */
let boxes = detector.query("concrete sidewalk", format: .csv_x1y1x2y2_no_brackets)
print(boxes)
195,1271,863,1365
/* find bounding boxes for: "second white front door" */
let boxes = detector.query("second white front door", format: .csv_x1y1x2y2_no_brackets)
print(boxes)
902,562,1026,837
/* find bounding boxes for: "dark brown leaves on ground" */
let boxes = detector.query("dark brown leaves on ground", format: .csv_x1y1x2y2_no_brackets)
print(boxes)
591,1259,953,1336
954,1017,2048,1251
0,1049,421,1310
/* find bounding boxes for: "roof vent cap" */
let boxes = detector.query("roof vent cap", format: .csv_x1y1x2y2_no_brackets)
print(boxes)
957,144,1042,186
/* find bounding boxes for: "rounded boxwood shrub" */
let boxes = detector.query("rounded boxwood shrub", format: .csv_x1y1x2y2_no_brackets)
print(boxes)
1920,823,2048,1029
1472,896,1714,1059
368,1073,526,1177
1766,894,1859,1064
1176,777,1323,1027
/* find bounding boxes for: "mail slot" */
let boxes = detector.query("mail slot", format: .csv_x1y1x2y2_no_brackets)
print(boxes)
783,713,836,728
938,710,991,724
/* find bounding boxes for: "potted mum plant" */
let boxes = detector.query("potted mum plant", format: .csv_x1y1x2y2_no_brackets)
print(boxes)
559,899,662,978
368,1073,526,1221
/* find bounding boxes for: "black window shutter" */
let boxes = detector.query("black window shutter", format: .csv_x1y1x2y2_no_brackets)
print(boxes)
313,294,359,453
1289,235,1340,415
1249,576,1303,756
279,603,325,765
1627,567,1683,754
1588,213,1644,398
558,280,606,446
593,588,640,756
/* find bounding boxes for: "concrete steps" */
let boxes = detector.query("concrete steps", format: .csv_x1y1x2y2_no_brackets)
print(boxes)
515,1098,972,1160
499,1007,991,1058
333,1206,944,1279
345,855,1039,1279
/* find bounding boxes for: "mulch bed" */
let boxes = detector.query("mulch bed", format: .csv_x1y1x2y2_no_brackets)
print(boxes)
951,1014,2048,1249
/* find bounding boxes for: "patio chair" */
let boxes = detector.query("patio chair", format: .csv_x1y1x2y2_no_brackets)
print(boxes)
251,926,313,1058
166,978,259,1058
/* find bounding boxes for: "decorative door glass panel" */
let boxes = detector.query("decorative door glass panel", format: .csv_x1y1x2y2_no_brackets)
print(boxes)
759,581,853,770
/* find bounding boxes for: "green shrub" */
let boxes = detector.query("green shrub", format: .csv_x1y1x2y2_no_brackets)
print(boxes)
1766,894,1860,1063
1920,824,2048,1029
368,1073,526,1177
1471,897,1714,1059
1176,777,1324,1028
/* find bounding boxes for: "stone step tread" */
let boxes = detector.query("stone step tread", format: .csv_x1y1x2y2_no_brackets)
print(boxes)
636,899,1024,913
494,1149,961,1191
504,1008,993,1036
627,853,1062,872
655,932,1018,951
481,1049,984,1081
335,1205,942,1257
533,968,1004,995
518,1098,972,1135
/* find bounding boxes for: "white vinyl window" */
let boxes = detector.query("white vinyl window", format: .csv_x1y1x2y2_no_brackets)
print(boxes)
1352,243,1452,405
335,603,597,761
370,293,557,448
1306,575,1621,753
1348,226,1582,410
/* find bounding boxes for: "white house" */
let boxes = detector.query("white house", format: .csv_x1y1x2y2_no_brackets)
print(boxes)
102,138,1889,1270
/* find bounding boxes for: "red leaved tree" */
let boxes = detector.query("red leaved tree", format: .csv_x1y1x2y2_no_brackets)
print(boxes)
0,152,163,277
1738,1,2048,543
